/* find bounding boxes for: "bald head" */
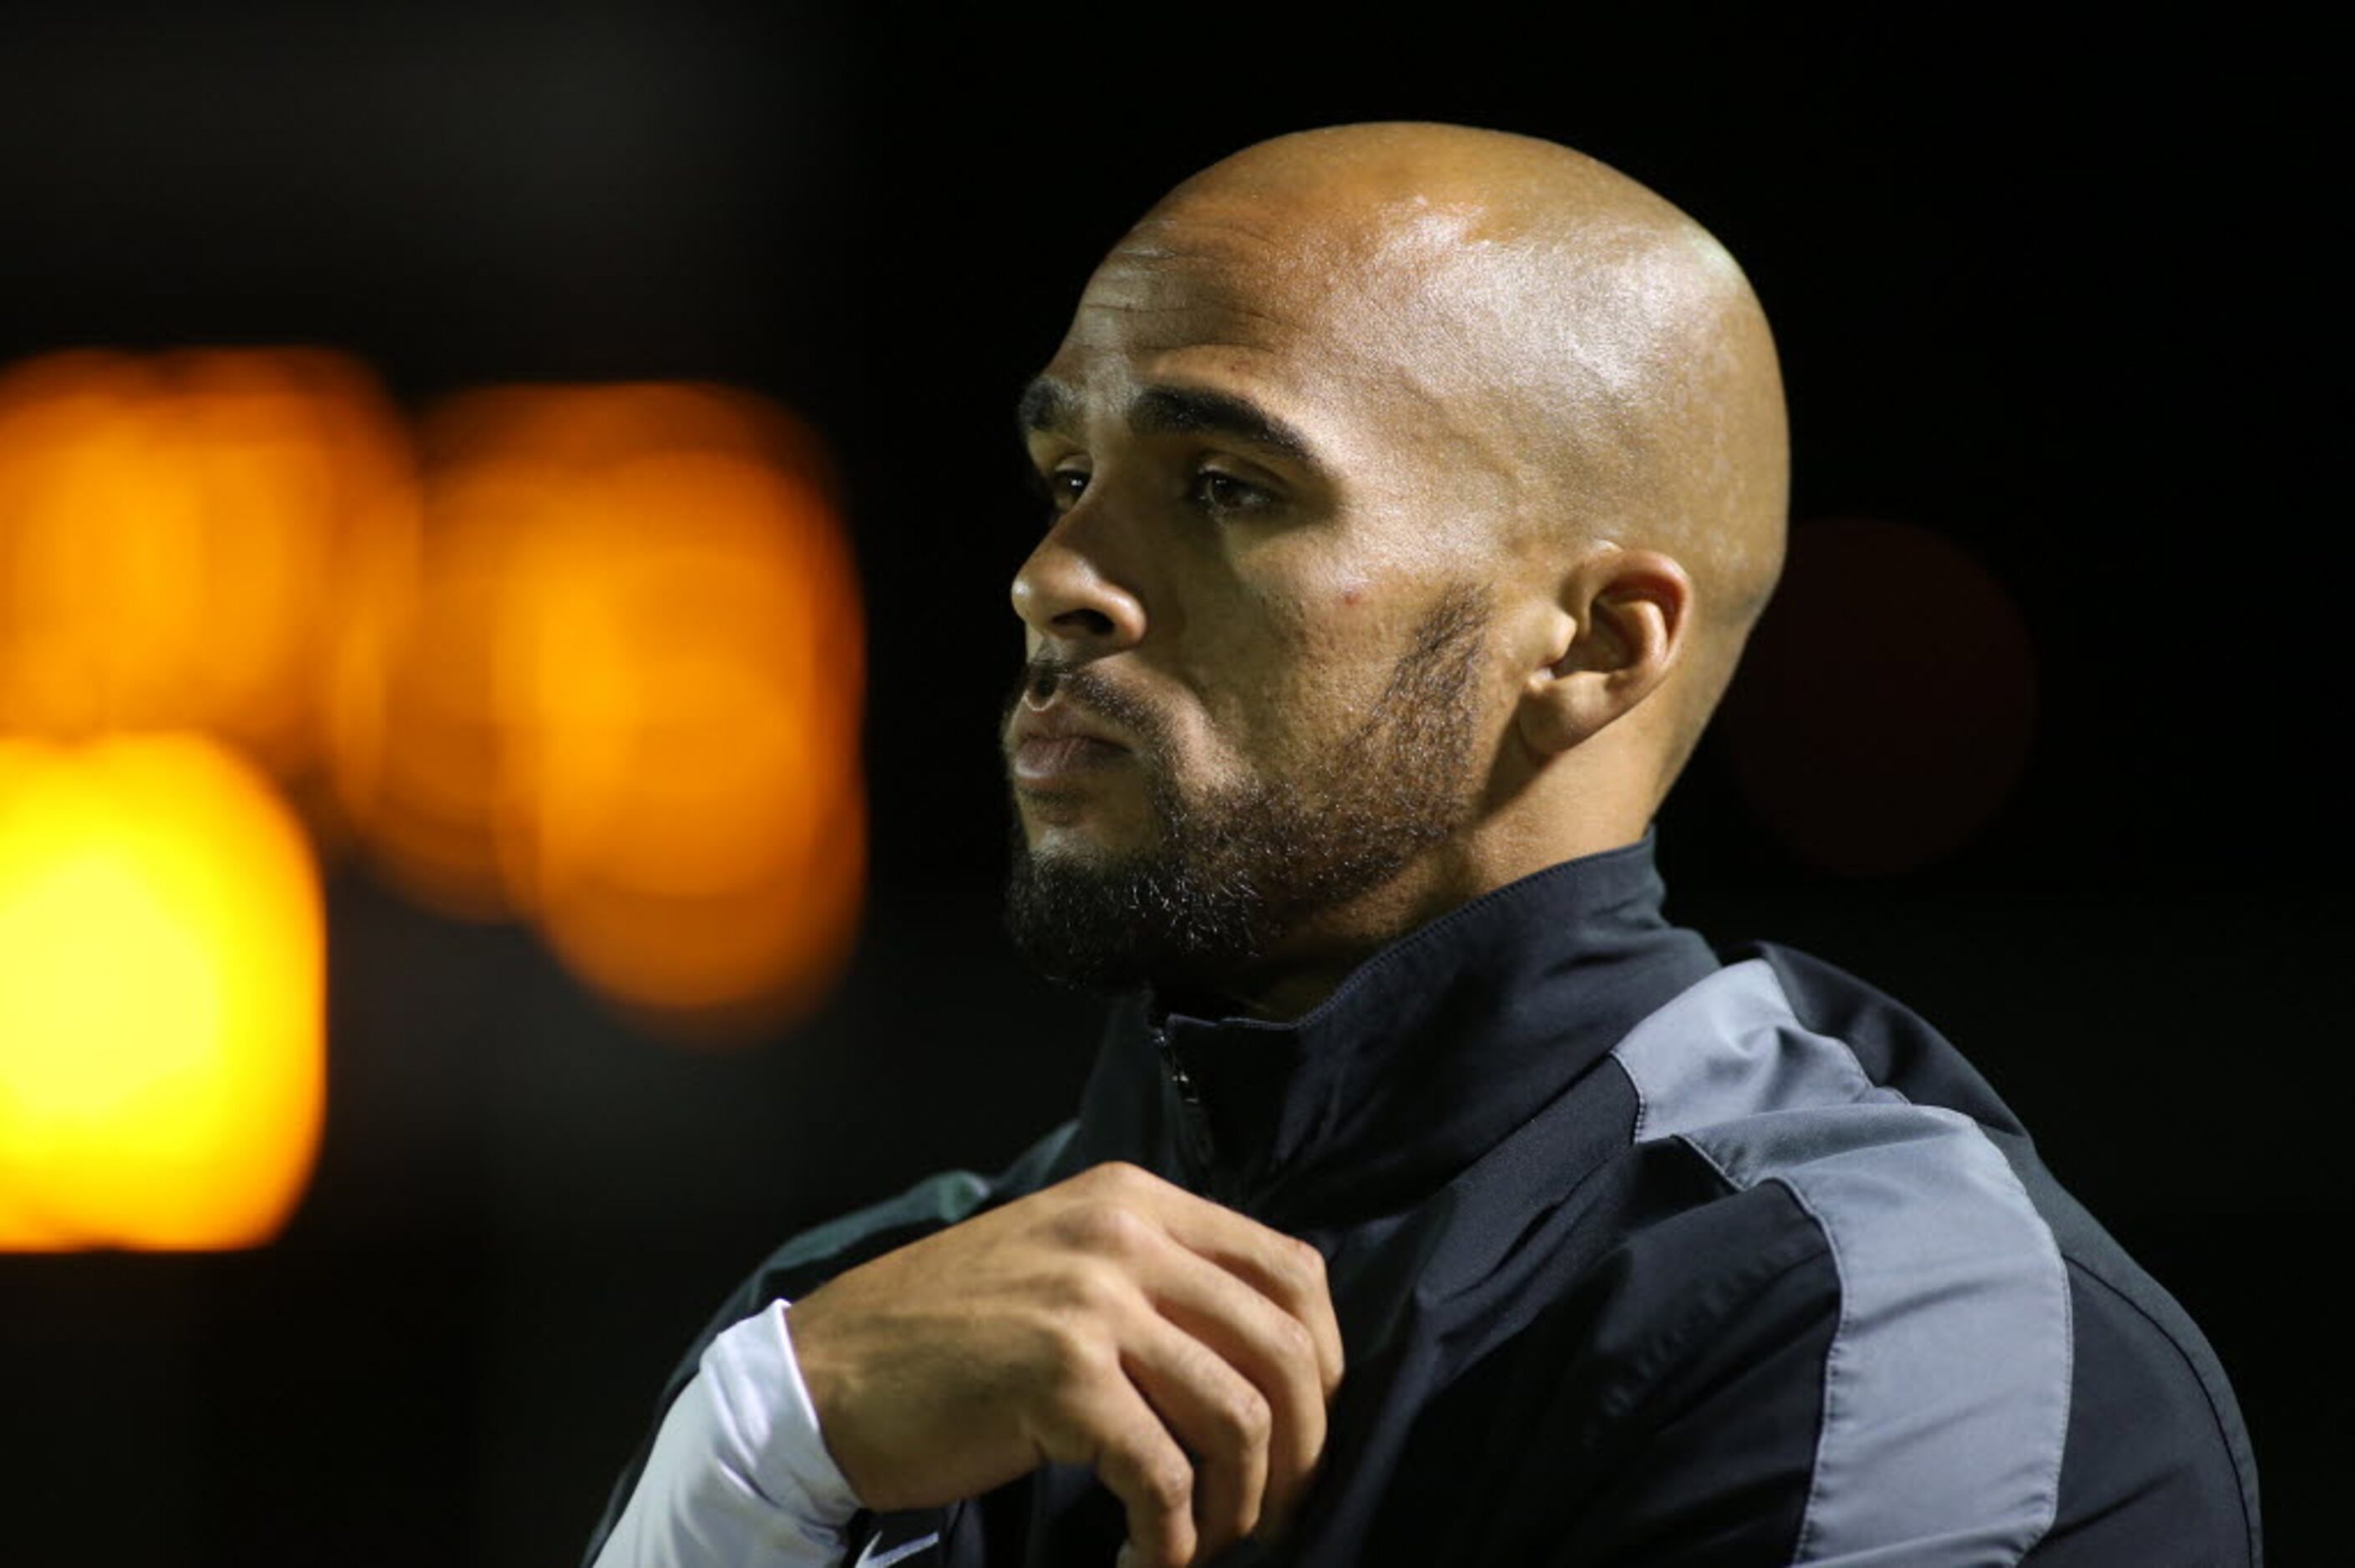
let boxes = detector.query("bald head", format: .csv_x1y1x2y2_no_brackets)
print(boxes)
1010,124,1790,996
1122,123,1788,794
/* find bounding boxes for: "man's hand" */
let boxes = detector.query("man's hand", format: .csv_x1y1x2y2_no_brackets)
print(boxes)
784,1160,1345,1568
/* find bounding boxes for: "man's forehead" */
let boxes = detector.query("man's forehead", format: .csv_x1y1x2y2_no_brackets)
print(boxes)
1076,193,1476,334
1031,198,1478,438
1054,239,1315,370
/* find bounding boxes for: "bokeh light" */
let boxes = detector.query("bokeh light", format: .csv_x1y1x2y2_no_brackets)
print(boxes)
0,346,869,1262
0,347,422,787
337,383,865,1039
0,735,325,1250
1721,517,2038,878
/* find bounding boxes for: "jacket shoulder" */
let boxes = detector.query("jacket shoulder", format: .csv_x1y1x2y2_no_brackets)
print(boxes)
1588,948,2256,1564
1745,941,2263,1562
1603,955,2071,1560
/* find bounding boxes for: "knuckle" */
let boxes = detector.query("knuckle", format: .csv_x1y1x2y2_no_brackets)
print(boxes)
1061,1200,1150,1257
1272,1311,1318,1366
1052,1258,1119,1312
1145,1456,1194,1514
1084,1158,1151,1193
1036,1315,1114,1386
1222,1387,1273,1450
1273,1235,1326,1297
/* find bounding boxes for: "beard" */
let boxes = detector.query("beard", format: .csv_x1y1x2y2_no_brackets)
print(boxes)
1002,584,1492,999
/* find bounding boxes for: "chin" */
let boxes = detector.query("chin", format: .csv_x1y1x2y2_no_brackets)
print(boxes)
1019,800,1157,861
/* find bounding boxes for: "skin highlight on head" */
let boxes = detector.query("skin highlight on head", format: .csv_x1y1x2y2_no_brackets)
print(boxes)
1004,122,1789,1019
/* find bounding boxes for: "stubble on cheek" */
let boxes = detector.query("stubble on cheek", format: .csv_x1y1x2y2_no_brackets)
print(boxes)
1000,580,1495,996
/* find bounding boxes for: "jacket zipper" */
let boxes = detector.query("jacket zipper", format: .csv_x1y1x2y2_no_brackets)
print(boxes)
1148,1023,1223,1186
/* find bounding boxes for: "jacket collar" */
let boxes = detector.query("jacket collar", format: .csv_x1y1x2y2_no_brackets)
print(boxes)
1069,832,1720,1231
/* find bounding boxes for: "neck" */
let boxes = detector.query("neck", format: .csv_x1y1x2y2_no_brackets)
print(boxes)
1112,830,1716,1227
1208,817,1654,1020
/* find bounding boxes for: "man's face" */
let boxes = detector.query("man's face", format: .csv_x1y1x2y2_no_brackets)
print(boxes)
1000,197,1517,999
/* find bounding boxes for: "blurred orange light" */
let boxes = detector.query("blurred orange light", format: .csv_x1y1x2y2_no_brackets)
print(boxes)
0,735,325,1250
340,384,864,1039
0,349,421,791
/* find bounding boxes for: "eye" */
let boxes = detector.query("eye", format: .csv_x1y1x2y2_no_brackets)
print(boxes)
1188,467,1272,516
1043,463,1090,513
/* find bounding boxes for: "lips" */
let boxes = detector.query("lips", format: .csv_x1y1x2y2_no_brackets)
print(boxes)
1006,701,1133,787
1011,733,1129,783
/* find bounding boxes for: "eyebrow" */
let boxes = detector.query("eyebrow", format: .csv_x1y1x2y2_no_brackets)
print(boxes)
1015,377,1072,438
1017,377,1319,469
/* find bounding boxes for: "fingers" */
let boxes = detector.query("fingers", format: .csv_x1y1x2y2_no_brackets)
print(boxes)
1060,1165,1344,1545
1051,1361,1199,1568
782,1160,1341,1551
1119,1310,1274,1558
1137,1247,1328,1538
1077,1164,1346,1399
1136,1177,1347,1399
1039,1165,1348,1561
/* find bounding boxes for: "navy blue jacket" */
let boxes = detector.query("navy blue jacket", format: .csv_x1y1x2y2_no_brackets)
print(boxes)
590,838,2261,1565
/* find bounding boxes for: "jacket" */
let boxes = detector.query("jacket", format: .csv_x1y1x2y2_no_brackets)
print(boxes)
588,836,2261,1565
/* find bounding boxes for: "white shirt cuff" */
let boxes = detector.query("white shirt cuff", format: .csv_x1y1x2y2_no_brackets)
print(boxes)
593,1299,867,1566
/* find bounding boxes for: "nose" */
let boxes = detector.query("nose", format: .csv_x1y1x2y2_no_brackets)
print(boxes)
1009,510,1147,655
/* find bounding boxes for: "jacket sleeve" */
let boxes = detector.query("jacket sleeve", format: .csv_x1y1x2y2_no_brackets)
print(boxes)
1491,1190,2253,1567
1464,1165,2069,1567
580,1119,1081,1567
1530,1234,1836,1565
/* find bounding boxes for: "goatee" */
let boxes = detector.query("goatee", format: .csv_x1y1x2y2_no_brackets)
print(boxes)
1002,585,1491,999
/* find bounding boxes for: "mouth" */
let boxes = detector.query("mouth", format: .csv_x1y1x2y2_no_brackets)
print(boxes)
1005,695,1137,791
1010,732,1132,786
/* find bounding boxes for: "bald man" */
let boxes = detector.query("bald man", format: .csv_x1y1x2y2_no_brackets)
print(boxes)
587,125,2259,1567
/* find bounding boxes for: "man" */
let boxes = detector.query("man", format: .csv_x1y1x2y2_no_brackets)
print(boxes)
586,124,2260,1565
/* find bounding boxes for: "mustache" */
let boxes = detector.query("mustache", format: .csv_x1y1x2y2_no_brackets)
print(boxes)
1002,657,1170,761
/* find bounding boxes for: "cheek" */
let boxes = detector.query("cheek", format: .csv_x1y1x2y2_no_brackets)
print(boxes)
1178,559,1412,752
1243,586,1410,734
1289,572,1420,673
1238,559,1379,645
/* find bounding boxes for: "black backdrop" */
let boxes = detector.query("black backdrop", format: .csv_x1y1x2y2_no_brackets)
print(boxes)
0,5,2338,1562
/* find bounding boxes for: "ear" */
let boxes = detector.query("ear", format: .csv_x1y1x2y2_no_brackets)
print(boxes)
1516,545,1692,756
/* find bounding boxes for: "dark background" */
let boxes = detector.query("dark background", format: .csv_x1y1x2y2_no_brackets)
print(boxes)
0,4,2337,1562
